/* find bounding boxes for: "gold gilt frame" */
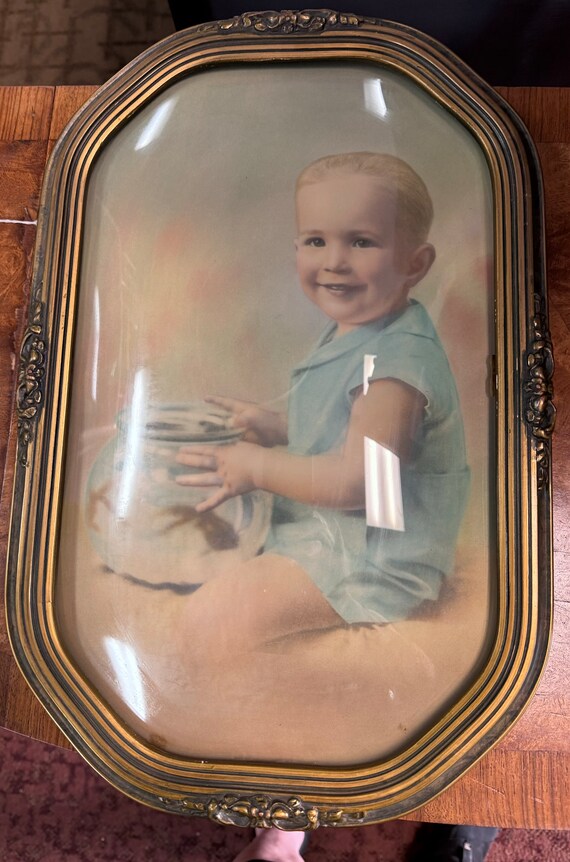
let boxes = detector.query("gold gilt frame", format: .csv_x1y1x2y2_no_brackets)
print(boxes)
7,10,554,826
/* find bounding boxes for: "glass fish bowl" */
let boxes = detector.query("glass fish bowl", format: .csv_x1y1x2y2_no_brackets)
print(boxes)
85,402,272,589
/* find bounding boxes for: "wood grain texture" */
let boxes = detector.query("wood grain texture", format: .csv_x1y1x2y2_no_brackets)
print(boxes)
497,87,570,143
0,85,569,827
0,141,50,222
0,88,55,221
407,751,570,829
0,87,54,141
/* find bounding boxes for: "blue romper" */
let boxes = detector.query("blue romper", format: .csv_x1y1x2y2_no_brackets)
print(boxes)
264,300,470,624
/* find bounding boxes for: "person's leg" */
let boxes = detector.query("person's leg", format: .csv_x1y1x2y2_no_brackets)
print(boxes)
232,829,308,862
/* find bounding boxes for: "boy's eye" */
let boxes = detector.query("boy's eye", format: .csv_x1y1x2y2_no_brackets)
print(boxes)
304,236,325,247
353,237,376,248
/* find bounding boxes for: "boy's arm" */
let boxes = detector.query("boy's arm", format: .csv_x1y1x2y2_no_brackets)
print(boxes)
256,378,425,508
178,379,425,512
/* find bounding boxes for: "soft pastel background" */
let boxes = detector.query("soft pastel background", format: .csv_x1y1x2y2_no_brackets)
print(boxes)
74,63,492,410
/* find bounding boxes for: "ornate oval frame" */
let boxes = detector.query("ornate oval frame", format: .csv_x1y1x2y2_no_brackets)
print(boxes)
6,10,554,827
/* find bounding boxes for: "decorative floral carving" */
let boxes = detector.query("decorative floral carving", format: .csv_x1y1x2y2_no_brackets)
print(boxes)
158,792,365,828
524,294,555,490
208,794,320,829
534,440,550,492
198,10,365,35
17,291,47,466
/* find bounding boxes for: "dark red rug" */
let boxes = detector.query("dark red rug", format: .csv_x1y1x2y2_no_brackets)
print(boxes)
1,727,569,861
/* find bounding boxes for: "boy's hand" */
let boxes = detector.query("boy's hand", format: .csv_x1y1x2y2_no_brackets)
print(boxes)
175,441,264,512
206,395,288,447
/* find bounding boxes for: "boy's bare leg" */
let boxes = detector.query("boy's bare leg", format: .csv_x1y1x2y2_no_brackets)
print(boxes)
178,553,343,665
232,829,307,862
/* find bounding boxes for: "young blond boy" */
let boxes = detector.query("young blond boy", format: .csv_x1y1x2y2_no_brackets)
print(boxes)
177,152,469,649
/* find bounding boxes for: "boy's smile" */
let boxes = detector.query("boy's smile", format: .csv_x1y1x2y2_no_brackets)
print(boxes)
295,173,434,336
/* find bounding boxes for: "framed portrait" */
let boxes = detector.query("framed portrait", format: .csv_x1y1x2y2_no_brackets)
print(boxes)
6,10,554,826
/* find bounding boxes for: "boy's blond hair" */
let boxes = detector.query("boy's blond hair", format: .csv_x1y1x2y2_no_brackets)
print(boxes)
296,152,433,247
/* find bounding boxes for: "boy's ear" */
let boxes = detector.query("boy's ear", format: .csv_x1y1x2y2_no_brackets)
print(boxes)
405,243,436,288
294,238,299,251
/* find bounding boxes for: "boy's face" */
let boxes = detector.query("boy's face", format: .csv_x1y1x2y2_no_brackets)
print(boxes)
295,173,432,335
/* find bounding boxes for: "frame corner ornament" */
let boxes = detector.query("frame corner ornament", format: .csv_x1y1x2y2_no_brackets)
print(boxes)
158,792,365,829
524,293,556,490
199,9,366,35
17,289,47,466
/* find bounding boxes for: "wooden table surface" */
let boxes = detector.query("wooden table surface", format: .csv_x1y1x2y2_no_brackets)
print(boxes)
1,85,569,829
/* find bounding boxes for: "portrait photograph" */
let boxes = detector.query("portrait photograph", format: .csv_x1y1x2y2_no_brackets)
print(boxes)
53,59,496,766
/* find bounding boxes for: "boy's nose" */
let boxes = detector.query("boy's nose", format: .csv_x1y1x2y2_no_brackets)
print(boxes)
323,244,350,272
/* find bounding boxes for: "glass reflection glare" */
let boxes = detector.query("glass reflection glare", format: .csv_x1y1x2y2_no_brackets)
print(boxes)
103,637,147,722
134,96,177,151
363,77,388,118
116,368,148,520
362,352,404,530
364,437,404,531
